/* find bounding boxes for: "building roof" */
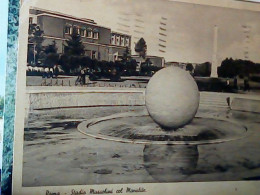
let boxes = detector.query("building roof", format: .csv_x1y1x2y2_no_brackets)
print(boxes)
31,7,96,24
30,7,132,37
131,55,164,59
30,7,114,30
111,31,131,37
166,61,187,64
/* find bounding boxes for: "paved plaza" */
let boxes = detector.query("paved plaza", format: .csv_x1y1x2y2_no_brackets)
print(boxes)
26,76,150,88
23,104,260,186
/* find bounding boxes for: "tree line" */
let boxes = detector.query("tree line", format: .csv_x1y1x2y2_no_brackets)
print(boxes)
217,58,260,78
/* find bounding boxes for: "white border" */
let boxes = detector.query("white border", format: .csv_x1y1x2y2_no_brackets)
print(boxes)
13,0,260,194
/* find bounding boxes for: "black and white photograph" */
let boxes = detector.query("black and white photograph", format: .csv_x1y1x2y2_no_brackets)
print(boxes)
14,0,260,193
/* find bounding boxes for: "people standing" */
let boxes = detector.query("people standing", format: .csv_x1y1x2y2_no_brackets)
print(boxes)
54,64,59,78
233,76,238,90
80,68,86,85
244,76,250,91
43,67,49,78
49,67,54,78
85,68,90,85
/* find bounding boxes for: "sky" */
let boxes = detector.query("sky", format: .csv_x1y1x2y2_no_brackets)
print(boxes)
26,0,260,64
24,0,260,76
0,0,8,97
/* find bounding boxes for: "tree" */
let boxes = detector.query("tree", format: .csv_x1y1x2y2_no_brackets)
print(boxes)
45,40,58,54
64,28,85,56
135,38,147,59
121,47,131,62
186,63,194,74
28,24,44,65
61,28,86,73
59,55,70,74
44,40,59,68
119,47,136,75
80,56,93,69
194,62,211,77
125,59,137,76
217,58,260,78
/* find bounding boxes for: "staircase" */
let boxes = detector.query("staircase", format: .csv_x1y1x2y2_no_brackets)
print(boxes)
199,92,230,108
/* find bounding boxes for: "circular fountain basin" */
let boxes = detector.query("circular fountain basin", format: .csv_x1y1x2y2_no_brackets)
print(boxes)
77,111,248,145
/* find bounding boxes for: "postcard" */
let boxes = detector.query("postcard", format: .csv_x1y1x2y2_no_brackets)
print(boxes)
3,0,260,194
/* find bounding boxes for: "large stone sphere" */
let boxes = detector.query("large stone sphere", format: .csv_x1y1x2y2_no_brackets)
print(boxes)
145,66,199,130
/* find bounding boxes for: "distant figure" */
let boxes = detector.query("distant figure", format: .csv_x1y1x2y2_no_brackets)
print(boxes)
43,67,49,78
46,68,51,78
226,97,231,108
110,68,121,82
40,67,44,74
85,69,90,85
233,76,238,90
54,64,59,78
226,79,230,86
49,68,54,78
244,77,250,91
80,68,86,85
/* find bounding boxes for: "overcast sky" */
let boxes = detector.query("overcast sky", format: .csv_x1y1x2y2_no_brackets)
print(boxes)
24,0,260,64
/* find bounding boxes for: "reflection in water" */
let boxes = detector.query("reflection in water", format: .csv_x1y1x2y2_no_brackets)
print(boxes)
143,144,199,182
230,110,260,123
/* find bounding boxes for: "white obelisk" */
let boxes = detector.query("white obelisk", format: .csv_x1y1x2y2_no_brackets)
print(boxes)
211,25,218,77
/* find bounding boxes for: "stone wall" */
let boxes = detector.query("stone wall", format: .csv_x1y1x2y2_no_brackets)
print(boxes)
26,87,145,110
25,87,260,113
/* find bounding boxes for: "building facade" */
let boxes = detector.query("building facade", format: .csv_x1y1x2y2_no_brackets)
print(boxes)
29,8,131,62
165,61,187,69
131,55,165,71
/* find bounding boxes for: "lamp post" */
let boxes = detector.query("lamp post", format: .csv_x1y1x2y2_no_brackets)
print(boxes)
211,25,218,78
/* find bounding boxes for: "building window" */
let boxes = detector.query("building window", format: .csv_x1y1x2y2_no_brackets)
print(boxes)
65,25,72,34
93,32,99,39
111,35,115,45
80,28,85,37
29,17,33,24
92,51,97,59
120,37,125,46
86,29,92,38
113,52,118,61
116,36,120,45
73,26,80,34
125,37,130,47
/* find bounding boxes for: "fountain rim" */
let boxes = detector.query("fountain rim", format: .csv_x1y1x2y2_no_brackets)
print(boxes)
77,112,250,145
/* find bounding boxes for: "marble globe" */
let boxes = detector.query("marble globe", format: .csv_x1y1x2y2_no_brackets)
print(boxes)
145,66,200,130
